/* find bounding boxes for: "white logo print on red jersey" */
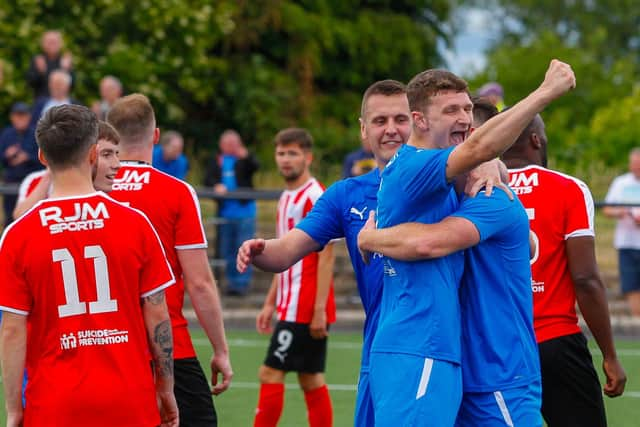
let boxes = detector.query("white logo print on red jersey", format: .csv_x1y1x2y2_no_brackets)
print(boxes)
39,201,110,234
509,171,539,195
112,169,151,191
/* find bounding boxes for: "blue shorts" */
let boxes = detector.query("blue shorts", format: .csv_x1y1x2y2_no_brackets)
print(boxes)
618,249,640,294
455,381,542,427
354,369,374,427
370,353,462,427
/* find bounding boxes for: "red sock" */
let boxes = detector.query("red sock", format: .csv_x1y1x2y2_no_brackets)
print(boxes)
304,384,333,427
254,383,285,427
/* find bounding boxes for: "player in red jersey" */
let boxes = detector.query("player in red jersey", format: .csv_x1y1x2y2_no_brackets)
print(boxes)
13,120,121,219
502,114,626,426
106,94,232,427
0,104,178,427
253,128,335,427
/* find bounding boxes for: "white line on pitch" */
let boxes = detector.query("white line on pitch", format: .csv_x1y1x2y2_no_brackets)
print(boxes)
228,381,357,391
193,338,361,349
227,382,640,397
196,339,640,355
590,348,640,357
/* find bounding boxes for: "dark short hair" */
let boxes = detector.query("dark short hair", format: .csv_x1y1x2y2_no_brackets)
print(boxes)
407,69,469,113
98,121,120,144
472,96,499,126
360,80,406,118
36,105,98,170
274,128,313,151
107,93,155,145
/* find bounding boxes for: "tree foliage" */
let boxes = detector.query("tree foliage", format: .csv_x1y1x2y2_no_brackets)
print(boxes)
463,0,639,173
487,0,639,68
0,0,453,177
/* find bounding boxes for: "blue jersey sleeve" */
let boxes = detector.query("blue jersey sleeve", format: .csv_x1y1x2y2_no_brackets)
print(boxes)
452,188,520,242
296,181,345,247
398,146,454,202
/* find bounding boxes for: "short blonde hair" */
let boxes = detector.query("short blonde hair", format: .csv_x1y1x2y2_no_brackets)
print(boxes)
107,93,155,146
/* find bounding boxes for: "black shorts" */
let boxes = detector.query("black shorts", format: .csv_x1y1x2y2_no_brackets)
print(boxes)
263,321,328,373
174,357,218,427
538,333,606,427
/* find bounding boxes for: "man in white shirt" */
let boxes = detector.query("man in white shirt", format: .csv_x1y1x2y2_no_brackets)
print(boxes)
604,147,640,316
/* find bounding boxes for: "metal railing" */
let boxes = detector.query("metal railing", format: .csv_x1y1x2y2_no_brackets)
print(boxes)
0,183,284,277
0,183,283,200
4,181,638,207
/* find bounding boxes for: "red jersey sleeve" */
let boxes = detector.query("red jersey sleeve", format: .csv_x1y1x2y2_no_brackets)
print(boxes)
135,211,176,297
0,225,32,315
174,183,207,250
563,178,595,239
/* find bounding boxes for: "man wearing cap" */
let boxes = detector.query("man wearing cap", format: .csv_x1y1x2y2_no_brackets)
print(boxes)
477,82,506,111
0,102,43,226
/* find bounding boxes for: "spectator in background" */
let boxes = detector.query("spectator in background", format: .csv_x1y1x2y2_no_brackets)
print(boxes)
31,70,78,126
92,75,123,120
342,139,376,179
26,30,74,99
603,148,640,317
152,130,189,180
477,82,505,111
0,102,43,226
205,130,260,296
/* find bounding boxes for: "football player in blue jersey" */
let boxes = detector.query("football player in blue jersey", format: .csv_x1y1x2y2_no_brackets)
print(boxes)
361,60,575,426
237,79,411,427
358,99,542,426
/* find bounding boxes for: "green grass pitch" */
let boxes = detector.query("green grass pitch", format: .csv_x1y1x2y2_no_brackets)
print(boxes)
1,329,639,426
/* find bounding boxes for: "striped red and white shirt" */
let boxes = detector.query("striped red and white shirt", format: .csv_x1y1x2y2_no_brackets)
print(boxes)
275,177,336,324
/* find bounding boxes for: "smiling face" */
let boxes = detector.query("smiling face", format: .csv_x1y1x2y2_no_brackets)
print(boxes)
360,93,411,168
417,90,473,149
92,138,120,192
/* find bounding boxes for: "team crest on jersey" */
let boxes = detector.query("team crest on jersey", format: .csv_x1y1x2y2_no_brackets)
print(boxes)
509,172,539,195
112,169,150,191
39,201,109,234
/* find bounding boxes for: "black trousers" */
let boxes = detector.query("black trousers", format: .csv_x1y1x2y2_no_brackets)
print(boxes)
539,333,607,427
174,357,218,427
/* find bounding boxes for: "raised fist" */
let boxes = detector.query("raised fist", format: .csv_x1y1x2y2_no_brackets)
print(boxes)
538,59,576,101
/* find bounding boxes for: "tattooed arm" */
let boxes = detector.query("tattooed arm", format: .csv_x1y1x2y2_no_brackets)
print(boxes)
142,290,179,427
